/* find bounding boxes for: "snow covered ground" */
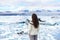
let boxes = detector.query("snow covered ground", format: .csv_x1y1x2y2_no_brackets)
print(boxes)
0,15,60,40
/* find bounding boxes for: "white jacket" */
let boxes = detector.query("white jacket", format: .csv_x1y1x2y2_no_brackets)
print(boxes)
27,22,39,35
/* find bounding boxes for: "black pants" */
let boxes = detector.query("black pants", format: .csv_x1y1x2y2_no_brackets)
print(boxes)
29,35,37,40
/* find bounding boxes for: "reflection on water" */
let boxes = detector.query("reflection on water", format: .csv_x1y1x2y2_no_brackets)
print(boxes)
0,16,60,40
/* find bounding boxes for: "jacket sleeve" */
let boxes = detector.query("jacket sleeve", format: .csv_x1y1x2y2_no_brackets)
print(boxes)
27,23,32,34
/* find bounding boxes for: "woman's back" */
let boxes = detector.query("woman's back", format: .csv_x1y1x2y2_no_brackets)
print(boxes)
28,13,39,40
28,22,39,35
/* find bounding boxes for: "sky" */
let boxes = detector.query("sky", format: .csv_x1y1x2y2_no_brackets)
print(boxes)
0,0,60,11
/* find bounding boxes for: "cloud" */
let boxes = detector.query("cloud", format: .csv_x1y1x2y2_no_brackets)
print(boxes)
0,0,21,11
0,0,60,11
23,0,54,3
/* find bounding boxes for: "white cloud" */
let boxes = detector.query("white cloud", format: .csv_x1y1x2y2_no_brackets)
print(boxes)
0,0,55,7
0,0,60,11
23,0,54,3
0,0,21,9
40,0,54,3
15,5,60,11
0,0,21,11
23,0,37,2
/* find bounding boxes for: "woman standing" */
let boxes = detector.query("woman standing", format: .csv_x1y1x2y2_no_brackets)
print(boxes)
28,13,39,40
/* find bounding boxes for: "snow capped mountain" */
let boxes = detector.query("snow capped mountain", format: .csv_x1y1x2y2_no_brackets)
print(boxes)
0,9,60,16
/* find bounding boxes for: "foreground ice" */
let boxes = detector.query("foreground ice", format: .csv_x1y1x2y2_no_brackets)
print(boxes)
0,16,60,40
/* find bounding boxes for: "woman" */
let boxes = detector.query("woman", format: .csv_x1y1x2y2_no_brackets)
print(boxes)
27,13,39,40
17,13,45,40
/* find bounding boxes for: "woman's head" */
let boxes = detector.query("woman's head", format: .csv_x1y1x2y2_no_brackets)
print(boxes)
32,13,39,28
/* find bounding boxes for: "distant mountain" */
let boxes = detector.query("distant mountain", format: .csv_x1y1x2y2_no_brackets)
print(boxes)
23,10,29,12
47,10,52,12
35,10,42,12
57,10,60,12
0,9,60,16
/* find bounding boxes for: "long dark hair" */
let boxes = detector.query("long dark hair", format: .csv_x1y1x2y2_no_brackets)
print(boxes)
32,13,39,28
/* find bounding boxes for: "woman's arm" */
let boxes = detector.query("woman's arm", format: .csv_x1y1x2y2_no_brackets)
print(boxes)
26,19,33,25
38,18,45,22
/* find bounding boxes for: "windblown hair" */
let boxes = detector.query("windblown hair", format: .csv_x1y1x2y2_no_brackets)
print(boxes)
32,13,39,28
